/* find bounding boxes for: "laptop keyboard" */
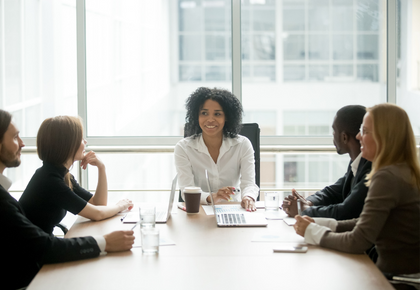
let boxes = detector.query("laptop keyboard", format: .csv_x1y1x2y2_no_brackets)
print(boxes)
218,213,246,224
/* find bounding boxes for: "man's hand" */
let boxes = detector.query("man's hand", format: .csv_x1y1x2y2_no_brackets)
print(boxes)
282,189,313,217
104,231,135,252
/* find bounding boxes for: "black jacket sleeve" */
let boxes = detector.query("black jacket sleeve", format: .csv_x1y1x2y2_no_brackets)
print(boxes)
0,187,100,290
302,159,371,220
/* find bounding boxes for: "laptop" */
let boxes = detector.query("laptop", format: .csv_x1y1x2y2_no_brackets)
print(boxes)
205,170,267,227
122,174,177,224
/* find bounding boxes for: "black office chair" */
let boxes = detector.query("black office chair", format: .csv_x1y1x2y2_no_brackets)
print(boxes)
179,123,261,202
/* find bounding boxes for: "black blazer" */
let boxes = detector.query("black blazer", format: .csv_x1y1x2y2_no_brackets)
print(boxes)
302,157,372,220
0,185,100,290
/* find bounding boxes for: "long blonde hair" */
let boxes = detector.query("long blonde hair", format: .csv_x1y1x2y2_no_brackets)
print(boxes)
365,103,420,189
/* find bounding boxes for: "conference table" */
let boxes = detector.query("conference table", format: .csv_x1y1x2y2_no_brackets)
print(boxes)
27,192,393,290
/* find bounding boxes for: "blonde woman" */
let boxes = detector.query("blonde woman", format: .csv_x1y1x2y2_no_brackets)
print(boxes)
19,116,133,234
294,104,420,276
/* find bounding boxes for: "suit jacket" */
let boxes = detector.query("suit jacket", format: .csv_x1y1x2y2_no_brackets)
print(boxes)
302,157,372,220
0,185,100,290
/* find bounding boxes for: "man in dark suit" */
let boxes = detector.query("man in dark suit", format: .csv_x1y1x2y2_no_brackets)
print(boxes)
282,105,372,220
0,109,135,290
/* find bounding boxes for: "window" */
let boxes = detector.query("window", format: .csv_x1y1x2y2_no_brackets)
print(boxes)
397,0,420,135
1,0,417,193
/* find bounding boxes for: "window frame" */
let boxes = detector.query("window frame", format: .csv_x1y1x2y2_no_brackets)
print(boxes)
18,0,420,189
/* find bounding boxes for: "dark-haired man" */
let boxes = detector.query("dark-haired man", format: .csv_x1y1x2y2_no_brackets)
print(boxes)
0,109,135,290
282,105,372,220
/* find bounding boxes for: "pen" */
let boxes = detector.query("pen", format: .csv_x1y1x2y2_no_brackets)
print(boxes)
177,204,186,211
131,223,138,230
297,199,302,215
120,212,128,222
229,188,240,201
293,190,310,205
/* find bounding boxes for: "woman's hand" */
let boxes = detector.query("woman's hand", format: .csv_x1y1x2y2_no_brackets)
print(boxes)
117,199,134,212
241,196,256,212
293,215,315,237
80,151,105,170
207,186,235,203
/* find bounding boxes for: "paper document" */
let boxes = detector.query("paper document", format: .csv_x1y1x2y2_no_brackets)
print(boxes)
252,231,306,244
133,235,176,248
283,217,296,226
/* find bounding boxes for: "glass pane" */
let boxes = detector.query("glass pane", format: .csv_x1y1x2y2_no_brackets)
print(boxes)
205,66,228,81
254,66,275,82
284,65,305,81
0,0,77,137
283,35,305,60
242,0,385,137
205,35,226,60
333,65,354,77
357,64,379,82
357,35,379,59
180,35,202,61
332,0,353,31
253,9,275,31
308,35,329,60
309,65,329,81
180,65,202,81
283,0,305,31
86,0,231,136
308,0,330,31
179,0,202,31
356,0,380,31
204,5,227,32
253,34,275,60
333,35,353,60
396,0,420,136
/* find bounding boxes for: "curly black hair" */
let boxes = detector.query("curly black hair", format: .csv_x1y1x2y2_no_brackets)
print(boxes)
184,87,243,138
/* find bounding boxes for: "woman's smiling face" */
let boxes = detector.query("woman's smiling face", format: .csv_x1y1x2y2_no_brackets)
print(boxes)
198,99,226,139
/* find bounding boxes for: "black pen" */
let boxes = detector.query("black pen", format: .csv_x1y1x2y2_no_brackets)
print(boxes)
120,212,128,222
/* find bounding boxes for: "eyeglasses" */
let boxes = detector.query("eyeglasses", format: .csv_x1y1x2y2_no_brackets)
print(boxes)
359,125,368,136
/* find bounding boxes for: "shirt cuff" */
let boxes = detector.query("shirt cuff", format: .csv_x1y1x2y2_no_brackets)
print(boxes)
313,218,338,231
93,235,107,256
201,192,210,205
304,223,331,245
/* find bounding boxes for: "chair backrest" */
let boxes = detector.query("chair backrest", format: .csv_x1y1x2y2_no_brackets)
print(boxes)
239,123,260,190
180,123,261,201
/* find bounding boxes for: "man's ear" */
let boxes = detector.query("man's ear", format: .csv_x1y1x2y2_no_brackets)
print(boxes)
341,131,349,145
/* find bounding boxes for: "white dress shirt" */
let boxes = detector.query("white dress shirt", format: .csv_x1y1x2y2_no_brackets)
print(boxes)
0,172,106,254
304,218,338,245
351,152,362,177
174,134,259,204
303,153,362,244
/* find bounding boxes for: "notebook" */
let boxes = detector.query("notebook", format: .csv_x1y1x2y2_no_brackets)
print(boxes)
122,174,177,224
205,170,267,227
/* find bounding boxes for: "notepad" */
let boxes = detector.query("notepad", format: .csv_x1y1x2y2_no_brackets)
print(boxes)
251,231,306,244
283,217,296,226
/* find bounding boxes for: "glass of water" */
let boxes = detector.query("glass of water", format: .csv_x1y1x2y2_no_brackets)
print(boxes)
141,228,159,254
264,191,280,211
139,206,156,228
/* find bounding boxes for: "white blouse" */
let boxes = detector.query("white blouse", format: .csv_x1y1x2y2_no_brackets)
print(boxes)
174,134,259,204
